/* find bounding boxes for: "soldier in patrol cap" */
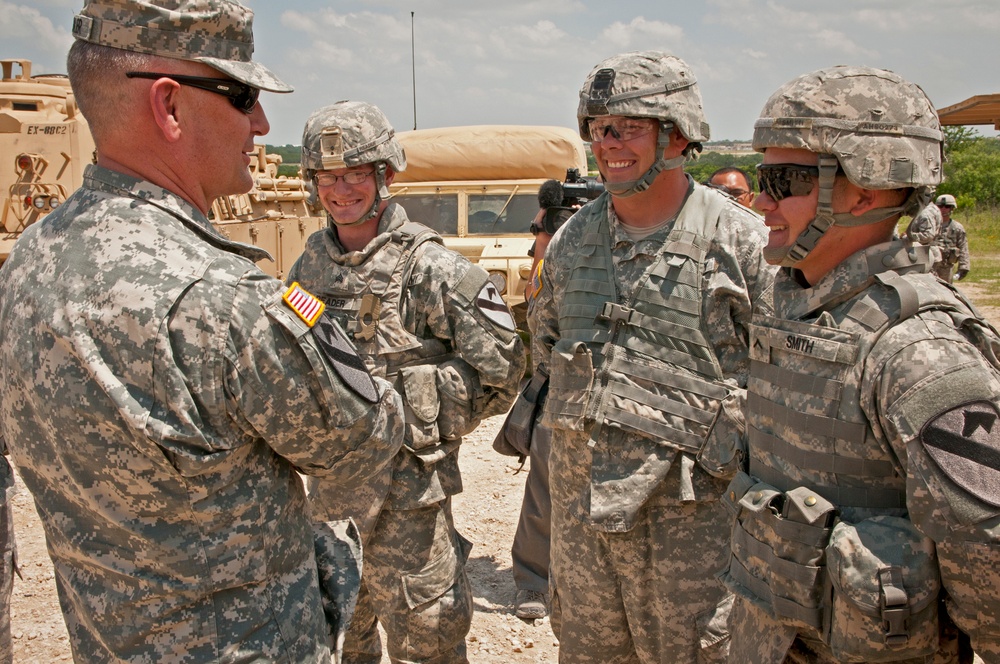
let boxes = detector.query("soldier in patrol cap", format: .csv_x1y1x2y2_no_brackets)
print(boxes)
723,65,1000,663
288,100,525,664
529,50,774,662
0,1,406,662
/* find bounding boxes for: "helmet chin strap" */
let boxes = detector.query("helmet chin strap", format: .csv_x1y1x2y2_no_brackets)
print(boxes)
765,155,920,267
602,121,687,199
327,162,390,229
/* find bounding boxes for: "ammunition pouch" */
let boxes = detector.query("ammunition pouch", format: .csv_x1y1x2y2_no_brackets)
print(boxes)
493,365,549,458
825,516,941,662
722,471,838,639
435,358,485,441
725,472,942,661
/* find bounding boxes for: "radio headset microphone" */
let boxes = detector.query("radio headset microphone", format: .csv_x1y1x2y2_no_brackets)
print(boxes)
538,179,565,209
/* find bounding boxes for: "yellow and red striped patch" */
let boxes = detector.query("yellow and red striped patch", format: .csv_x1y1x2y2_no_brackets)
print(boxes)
283,282,325,327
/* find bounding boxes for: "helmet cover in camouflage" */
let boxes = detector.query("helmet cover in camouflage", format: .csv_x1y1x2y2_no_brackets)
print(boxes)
753,65,943,191
576,50,710,144
936,193,956,208
301,101,406,179
72,0,292,93
753,65,943,266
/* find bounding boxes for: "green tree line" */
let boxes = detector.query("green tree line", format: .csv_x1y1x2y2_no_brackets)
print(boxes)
935,127,1000,209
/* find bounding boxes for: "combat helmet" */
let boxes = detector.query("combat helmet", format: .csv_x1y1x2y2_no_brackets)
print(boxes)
753,65,944,266
577,50,710,197
301,100,406,226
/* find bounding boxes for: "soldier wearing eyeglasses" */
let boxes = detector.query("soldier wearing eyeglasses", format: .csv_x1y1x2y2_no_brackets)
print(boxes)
0,1,408,662
287,101,525,664
723,65,1000,663
708,167,756,210
528,50,774,662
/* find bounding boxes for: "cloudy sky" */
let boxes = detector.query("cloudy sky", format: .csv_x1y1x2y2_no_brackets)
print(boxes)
6,0,1000,146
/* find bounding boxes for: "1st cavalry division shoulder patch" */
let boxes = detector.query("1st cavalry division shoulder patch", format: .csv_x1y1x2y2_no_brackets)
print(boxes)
283,282,379,403
476,281,516,331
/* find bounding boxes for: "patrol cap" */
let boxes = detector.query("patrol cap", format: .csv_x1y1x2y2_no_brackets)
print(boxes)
935,193,957,208
71,0,292,93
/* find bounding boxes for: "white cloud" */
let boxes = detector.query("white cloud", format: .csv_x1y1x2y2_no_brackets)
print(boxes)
0,2,75,71
599,17,686,50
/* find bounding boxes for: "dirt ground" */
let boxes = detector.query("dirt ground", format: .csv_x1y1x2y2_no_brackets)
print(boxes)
8,284,1000,663
8,412,558,663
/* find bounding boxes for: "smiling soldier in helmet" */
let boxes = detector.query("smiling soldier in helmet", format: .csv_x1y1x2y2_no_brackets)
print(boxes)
529,50,775,662
722,65,1000,663
288,100,525,664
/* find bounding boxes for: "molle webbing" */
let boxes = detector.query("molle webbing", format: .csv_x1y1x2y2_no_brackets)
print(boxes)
557,186,728,454
726,533,825,630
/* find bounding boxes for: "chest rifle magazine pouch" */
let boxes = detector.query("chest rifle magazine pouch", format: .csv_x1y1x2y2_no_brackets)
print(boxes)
724,474,838,638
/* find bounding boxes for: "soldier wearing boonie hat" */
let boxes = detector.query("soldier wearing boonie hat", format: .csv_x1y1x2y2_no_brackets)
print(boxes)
0,2,406,662
722,65,1000,663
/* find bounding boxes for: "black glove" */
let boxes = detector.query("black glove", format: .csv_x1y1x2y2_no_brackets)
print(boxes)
956,269,969,281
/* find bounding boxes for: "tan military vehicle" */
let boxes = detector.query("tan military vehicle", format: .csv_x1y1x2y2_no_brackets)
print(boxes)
209,146,324,279
0,59,96,262
0,59,322,277
390,125,590,312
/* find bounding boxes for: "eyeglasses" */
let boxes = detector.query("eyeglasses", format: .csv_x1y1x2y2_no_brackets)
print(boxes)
756,163,821,202
708,183,749,199
314,170,375,187
588,118,657,143
125,72,261,114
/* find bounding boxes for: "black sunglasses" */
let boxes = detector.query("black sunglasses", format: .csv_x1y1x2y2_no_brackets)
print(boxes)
756,163,821,202
125,72,260,114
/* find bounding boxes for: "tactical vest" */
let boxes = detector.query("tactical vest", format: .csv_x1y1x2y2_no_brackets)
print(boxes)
316,221,447,379
727,241,986,640
744,244,958,517
547,187,731,464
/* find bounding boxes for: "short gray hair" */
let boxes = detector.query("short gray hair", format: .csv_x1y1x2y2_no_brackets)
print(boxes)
66,40,168,140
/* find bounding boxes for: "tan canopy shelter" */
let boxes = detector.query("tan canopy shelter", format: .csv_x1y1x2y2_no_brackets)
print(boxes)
393,125,588,183
937,94,1000,129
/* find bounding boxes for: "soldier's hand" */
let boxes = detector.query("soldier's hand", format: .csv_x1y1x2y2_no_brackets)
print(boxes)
956,269,969,281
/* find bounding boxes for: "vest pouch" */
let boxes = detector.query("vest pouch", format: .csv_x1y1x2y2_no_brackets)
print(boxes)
724,475,836,638
398,365,441,450
540,339,593,433
696,390,745,478
824,516,941,662
435,358,484,441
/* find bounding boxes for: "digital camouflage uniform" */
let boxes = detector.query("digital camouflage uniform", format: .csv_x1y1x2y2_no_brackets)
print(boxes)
0,2,405,661
290,102,524,664
0,164,404,663
931,218,970,284
531,51,775,663
724,65,1000,664
906,201,943,247
0,443,13,664
532,183,773,662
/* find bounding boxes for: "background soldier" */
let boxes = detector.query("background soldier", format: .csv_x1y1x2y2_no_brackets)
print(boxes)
929,194,971,283
289,100,525,664
508,182,574,621
707,166,756,209
724,65,1000,663
530,50,774,662
0,1,404,662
